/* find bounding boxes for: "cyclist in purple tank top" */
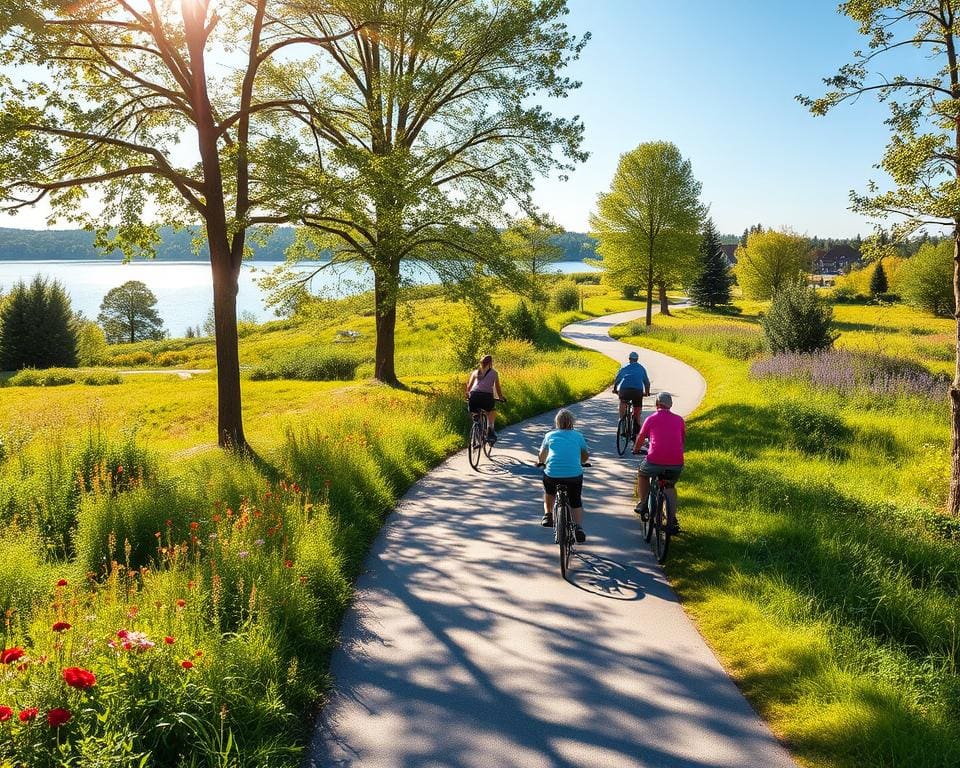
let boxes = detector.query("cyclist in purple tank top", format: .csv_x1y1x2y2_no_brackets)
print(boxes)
466,354,505,442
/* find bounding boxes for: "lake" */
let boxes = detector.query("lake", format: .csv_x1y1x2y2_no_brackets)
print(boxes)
0,259,598,336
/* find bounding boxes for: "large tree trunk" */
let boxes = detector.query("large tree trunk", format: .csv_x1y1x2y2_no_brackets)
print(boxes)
211,250,245,450
373,261,400,385
949,225,960,516
657,280,671,316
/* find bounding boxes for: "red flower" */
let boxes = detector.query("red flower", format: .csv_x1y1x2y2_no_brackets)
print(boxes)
62,667,96,690
0,706,12,722
52,622,71,633
56,578,68,587
164,636,175,645
47,708,71,727
116,629,129,639
0,648,24,665
190,521,199,531
284,560,293,569
116,465,123,474
180,660,194,669
193,649,203,658
18,707,38,722
175,599,186,609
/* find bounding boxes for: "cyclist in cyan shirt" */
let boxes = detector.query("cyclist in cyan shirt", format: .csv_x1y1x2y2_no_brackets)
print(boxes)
538,408,590,542
612,351,650,432
632,391,685,534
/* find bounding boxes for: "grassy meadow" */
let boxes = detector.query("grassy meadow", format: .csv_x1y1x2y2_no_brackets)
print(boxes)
613,300,959,768
0,278,624,767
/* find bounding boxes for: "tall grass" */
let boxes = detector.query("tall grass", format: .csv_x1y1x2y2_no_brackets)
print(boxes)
616,304,960,768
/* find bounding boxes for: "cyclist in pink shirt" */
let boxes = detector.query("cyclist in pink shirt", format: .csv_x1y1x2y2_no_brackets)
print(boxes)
632,391,684,533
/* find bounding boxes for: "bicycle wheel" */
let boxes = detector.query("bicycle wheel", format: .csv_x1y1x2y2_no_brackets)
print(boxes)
557,498,571,578
482,414,493,458
615,413,630,455
467,419,482,470
644,487,656,542
654,492,671,564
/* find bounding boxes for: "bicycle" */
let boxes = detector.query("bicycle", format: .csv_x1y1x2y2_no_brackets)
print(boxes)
615,396,643,455
538,462,591,578
636,448,675,564
466,398,504,471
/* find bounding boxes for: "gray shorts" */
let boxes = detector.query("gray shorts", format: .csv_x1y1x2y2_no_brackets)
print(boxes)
637,459,682,484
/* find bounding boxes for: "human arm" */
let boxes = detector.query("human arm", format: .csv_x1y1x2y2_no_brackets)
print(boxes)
465,371,476,397
632,415,651,454
494,371,504,401
613,366,623,393
642,368,651,396
538,435,549,465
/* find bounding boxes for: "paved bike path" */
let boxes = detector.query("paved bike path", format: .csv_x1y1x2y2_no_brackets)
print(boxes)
308,309,797,768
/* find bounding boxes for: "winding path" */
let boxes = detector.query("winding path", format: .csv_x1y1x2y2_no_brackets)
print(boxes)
307,310,797,768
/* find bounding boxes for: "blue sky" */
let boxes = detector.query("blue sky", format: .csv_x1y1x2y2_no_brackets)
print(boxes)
2,1,925,239
533,0,909,238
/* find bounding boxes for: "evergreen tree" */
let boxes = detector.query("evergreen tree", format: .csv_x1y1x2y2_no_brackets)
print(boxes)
0,276,77,370
869,260,889,295
689,218,732,308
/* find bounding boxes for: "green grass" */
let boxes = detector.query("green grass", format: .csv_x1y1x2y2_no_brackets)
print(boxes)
0,282,630,766
614,302,959,768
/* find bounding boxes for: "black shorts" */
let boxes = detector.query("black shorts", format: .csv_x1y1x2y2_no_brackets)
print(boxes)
618,387,645,406
542,474,583,507
468,391,495,414
638,460,682,485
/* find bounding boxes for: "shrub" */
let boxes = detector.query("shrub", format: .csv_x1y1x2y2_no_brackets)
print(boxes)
620,285,640,299
495,338,537,367
445,308,500,370
155,351,189,367
502,300,544,343
761,279,837,354
249,346,363,381
552,281,581,312
8,368,76,387
830,285,866,303
566,272,601,285
774,397,852,457
109,351,154,367
80,371,122,386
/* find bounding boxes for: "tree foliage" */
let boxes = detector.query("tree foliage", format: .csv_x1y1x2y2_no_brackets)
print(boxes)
869,260,889,296
900,241,955,316
689,217,733,308
735,229,811,300
98,281,166,344
590,141,703,325
502,216,564,303
761,279,837,355
0,276,77,370
267,0,588,383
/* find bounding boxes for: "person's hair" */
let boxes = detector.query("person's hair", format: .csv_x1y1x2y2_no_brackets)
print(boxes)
655,391,673,409
555,408,575,430
476,353,493,374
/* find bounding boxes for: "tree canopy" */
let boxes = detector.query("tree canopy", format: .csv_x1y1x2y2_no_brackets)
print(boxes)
0,276,76,370
98,281,166,344
735,229,811,300
900,241,954,316
590,141,703,325
689,217,732,308
266,0,588,383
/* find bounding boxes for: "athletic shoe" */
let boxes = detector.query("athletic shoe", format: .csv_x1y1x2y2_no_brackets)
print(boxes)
574,525,586,543
541,512,554,528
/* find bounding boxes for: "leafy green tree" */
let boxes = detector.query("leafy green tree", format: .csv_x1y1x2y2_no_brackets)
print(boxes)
761,278,837,354
800,0,960,514
735,229,811,300
869,260,889,296
0,2,353,449
590,141,704,325
689,217,733,308
900,241,954,316
268,0,587,384
0,276,77,370
98,281,165,344
75,314,107,367
502,216,564,304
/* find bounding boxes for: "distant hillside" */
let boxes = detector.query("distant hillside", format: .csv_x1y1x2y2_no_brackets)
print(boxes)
0,226,297,261
0,226,598,262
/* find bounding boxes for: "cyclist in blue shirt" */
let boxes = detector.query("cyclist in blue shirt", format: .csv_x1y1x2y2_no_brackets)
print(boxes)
538,408,590,542
612,351,650,433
